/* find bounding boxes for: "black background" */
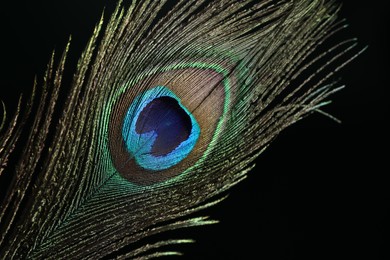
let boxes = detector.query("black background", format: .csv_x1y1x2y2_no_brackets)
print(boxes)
0,1,388,259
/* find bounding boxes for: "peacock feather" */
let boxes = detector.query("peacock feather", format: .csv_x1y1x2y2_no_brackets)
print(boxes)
0,0,363,258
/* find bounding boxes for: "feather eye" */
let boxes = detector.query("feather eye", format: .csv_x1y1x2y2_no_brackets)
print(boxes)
0,0,363,259
108,64,232,185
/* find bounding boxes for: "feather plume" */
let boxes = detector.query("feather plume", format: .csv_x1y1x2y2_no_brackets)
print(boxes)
0,0,362,258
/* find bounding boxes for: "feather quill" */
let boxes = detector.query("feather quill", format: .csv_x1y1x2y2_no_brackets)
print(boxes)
0,0,362,258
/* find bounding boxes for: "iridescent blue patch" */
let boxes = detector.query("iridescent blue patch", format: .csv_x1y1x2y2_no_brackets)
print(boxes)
122,86,200,170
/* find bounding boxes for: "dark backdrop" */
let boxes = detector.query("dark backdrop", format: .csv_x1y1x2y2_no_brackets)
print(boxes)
0,1,388,259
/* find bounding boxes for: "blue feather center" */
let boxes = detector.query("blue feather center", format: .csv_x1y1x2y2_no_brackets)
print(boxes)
122,86,200,171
